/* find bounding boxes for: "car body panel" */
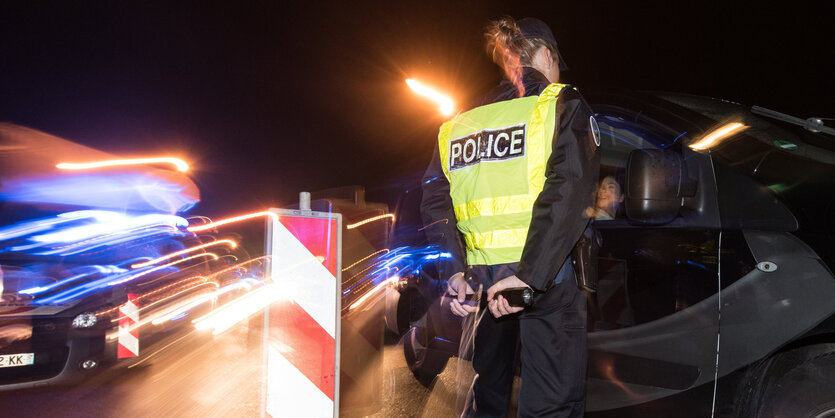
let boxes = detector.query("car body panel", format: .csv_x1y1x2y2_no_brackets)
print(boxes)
393,89,835,413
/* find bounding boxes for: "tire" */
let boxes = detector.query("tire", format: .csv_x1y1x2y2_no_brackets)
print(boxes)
403,322,452,387
397,287,429,335
755,352,835,418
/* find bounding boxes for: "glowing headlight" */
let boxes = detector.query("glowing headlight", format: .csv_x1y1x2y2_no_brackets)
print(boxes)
72,312,98,329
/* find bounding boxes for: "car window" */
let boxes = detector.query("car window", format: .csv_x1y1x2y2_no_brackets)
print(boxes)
583,106,720,331
598,115,661,165
589,109,672,223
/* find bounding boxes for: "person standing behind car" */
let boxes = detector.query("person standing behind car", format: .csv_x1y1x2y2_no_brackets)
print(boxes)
420,16,599,417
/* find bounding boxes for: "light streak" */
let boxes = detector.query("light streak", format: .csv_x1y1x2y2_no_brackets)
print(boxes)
32,212,187,244
130,240,236,269
132,276,215,306
95,275,213,318
0,211,158,243
113,253,218,285
0,172,198,212
0,211,96,242
342,245,452,298
418,218,448,231
151,280,254,325
20,265,125,295
1,210,188,257
187,210,278,233
346,258,389,283
106,282,220,340
192,284,287,335
32,266,166,304
0,324,33,343
602,363,635,397
39,253,216,304
100,256,264,318
424,252,452,260
349,276,399,310
203,255,269,279
689,122,747,150
128,281,217,322
346,214,395,230
406,78,455,116
57,157,190,172
27,227,182,257
342,249,390,271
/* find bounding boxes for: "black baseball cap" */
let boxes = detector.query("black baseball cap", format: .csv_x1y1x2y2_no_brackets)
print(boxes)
516,17,569,71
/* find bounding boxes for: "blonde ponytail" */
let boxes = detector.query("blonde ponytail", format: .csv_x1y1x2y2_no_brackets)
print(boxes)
484,16,556,97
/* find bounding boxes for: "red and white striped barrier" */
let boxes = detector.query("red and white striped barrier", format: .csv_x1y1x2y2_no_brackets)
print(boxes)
265,208,341,418
118,293,140,358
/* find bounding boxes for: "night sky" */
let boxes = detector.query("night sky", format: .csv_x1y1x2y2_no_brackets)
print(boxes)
1,1,833,215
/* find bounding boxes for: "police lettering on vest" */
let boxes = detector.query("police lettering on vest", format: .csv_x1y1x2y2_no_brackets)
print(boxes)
437,83,566,265
448,124,526,171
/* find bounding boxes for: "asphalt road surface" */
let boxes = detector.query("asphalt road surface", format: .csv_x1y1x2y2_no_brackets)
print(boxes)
0,324,263,417
0,321,729,417
0,320,478,418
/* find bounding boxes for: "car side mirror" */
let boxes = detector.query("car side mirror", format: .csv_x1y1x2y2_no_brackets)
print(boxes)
624,149,695,224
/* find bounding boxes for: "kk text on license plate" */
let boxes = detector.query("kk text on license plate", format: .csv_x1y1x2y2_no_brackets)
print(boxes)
0,353,34,368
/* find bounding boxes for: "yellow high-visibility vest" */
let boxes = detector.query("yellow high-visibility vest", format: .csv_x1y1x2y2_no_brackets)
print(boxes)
438,83,566,265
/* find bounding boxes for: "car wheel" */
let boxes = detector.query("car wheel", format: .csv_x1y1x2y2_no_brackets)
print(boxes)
397,287,428,335
754,352,835,418
402,320,451,387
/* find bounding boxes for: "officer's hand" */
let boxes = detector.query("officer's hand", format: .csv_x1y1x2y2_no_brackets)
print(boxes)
486,275,529,318
446,272,479,317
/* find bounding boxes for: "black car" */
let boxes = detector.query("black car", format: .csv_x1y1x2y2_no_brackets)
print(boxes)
389,91,835,417
0,123,252,389
0,212,250,389
0,124,393,416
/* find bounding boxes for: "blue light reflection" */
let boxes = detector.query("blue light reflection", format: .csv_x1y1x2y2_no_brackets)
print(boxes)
0,209,204,306
343,245,451,296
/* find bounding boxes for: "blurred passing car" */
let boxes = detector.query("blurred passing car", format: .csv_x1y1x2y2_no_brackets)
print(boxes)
389,92,835,417
0,124,392,418
0,211,252,389
0,124,255,389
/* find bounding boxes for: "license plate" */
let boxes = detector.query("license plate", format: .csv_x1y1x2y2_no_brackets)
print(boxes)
0,353,34,368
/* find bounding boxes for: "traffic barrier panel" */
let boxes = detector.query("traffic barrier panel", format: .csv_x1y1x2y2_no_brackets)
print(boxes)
118,293,139,358
264,208,341,418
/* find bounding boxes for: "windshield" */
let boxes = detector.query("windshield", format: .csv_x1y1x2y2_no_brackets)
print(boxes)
656,92,835,274
656,93,835,164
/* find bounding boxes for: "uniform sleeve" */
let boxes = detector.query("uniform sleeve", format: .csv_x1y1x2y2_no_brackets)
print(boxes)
420,143,467,275
516,88,600,291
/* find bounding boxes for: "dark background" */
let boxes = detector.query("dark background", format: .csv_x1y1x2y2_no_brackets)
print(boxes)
1,1,833,215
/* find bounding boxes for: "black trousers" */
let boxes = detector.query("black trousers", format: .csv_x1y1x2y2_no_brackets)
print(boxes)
464,262,587,418
518,278,587,417
464,264,520,418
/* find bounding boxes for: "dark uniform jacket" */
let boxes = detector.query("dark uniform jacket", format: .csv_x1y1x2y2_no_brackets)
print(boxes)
420,67,600,292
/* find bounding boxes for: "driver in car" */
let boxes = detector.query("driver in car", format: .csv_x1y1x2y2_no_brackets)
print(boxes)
585,175,623,220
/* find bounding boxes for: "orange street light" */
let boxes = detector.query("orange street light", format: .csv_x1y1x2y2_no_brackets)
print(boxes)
406,78,455,116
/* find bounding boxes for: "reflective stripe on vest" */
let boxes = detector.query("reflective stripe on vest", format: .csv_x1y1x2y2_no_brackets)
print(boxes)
438,83,566,265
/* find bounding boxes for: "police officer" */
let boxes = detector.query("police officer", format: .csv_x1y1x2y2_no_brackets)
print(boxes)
420,16,599,417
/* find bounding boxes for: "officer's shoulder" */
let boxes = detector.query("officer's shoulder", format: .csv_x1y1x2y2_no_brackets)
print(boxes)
557,85,591,109
557,84,582,98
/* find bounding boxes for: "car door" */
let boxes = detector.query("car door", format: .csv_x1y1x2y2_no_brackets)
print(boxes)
583,100,723,413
